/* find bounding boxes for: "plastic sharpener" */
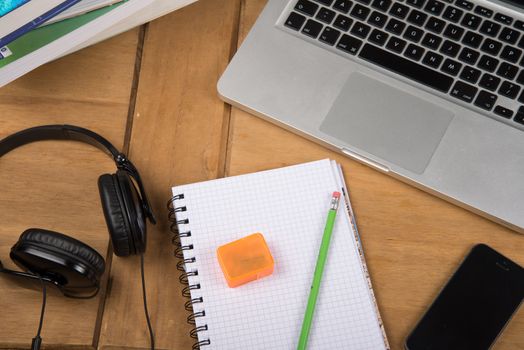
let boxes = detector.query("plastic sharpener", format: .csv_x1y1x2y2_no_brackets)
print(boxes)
217,233,274,288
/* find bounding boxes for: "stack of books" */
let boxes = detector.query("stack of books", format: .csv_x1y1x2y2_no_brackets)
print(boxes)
0,0,196,87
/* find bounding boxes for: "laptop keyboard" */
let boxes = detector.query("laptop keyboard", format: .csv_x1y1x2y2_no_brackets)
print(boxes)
282,0,524,129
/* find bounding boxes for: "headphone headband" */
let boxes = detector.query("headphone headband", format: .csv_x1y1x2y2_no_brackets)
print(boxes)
0,124,119,159
0,125,156,223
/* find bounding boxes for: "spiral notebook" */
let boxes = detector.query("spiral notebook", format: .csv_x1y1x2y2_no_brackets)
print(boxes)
170,159,389,349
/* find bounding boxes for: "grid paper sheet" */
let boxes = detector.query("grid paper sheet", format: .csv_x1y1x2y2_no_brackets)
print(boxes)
172,159,387,349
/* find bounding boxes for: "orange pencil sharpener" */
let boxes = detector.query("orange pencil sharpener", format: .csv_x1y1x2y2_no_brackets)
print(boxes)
217,233,275,288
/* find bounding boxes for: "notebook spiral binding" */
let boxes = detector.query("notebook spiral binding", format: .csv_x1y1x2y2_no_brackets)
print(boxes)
168,195,211,350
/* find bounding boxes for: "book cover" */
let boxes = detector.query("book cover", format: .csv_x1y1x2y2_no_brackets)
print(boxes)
0,2,124,68
0,0,81,46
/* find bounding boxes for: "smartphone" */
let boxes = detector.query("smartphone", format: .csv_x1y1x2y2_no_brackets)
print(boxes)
405,244,524,350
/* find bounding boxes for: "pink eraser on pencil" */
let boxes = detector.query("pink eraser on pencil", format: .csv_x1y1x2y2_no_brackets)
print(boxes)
333,191,341,198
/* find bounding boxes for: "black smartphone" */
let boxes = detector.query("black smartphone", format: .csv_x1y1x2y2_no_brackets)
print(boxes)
405,244,524,350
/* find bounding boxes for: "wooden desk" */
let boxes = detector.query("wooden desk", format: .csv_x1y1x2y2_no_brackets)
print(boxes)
0,0,522,349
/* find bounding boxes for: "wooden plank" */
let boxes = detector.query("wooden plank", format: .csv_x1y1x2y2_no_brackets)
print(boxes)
227,1,524,349
0,30,139,349
98,1,241,348
227,115,524,349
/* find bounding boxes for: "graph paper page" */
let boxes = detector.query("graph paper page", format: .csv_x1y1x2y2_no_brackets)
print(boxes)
172,159,387,349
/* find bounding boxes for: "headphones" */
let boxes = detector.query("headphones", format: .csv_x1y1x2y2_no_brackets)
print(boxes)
0,125,156,298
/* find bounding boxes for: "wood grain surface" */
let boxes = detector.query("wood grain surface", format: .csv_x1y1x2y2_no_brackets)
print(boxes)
0,29,139,348
228,2,524,350
98,1,241,349
0,0,522,349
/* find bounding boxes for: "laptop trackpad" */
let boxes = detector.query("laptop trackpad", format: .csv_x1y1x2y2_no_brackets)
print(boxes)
320,73,454,174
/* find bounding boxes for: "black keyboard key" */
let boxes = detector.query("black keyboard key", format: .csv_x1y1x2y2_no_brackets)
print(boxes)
334,0,353,13
407,10,428,26
371,0,392,11
421,33,442,49
425,17,446,33
302,19,324,37
405,43,425,60
316,0,334,5
444,24,464,40
495,13,513,25
479,20,501,37
499,81,521,98
333,14,353,31
442,6,463,22
498,27,520,45
481,39,502,55
320,26,342,45
500,46,522,63
350,4,371,20
514,107,524,125
285,12,307,31
460,65,481,83
478,55,499,72
479,73,501,91
461,13,482,30
337,34,364,54
369,29,389,45
440,40,461,57
317,7,337,23
442,58,462,75
458,47,480,64
474,6,493,18
390,3,409,19
386,36,407,52
504,47,522,63
519,36,524,50
519,91,524,103
424,0,445,15
407,0,426,7
462,31,483,48
450,81,478,102
351,21,372,38
455,0,473,10
517,70,524,84
494,105,513,118
385,18,406,35
368,11,388,27
359,43,454,92
404,25,424,43
494,13,513,25
496,62,519,80
422,51,444,67
296,0,320,16
474,90,497,110
514,20,524,31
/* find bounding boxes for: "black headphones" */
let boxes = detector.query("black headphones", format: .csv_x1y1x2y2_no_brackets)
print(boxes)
0,125,156,298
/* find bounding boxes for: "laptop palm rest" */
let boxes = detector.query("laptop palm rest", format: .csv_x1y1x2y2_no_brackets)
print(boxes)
320,73,454,174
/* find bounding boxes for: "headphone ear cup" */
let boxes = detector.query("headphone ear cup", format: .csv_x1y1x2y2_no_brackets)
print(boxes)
12,229,106,275
98,174,133,257
115,170,147,253
10,229,104,295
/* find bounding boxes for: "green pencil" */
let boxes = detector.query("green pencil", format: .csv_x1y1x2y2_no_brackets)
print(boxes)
297,191,341,350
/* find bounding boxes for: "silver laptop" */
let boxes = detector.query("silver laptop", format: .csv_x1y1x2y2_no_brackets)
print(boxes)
218,0,524,232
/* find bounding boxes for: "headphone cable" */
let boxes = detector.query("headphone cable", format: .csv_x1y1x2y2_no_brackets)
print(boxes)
140,253,155,350
31,275,47,350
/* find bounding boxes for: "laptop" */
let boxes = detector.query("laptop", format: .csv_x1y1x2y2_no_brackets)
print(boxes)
218,0,524,232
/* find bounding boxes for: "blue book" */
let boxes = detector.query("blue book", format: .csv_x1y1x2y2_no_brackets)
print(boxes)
0,0,81,47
